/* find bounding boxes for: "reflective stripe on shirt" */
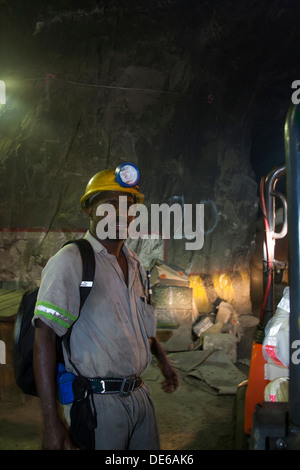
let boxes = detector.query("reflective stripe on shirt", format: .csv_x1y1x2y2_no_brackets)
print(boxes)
34,300,77,329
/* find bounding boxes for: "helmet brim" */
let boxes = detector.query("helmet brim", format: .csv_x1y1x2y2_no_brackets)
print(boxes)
80,187,144,212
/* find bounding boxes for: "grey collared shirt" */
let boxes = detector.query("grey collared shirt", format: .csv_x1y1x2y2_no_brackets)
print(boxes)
33,231,156,378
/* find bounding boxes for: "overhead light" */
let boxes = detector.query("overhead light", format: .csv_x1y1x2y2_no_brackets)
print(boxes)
0,80,6,104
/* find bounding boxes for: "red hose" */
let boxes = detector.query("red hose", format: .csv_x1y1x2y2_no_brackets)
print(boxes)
259,177,272,322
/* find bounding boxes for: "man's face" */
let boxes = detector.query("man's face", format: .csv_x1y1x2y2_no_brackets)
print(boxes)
88,191,135,241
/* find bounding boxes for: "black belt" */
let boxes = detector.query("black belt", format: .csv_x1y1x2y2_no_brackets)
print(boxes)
88,376,143,397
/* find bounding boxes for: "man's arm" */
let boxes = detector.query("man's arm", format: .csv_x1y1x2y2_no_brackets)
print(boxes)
33,319,78,450
149,336,179,393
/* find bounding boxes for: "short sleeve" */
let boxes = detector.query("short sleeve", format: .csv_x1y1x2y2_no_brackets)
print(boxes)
136,263,157,338
32,243,82,337
143,301,157,338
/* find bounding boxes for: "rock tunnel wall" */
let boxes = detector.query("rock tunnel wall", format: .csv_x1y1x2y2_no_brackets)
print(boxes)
1,1,298,313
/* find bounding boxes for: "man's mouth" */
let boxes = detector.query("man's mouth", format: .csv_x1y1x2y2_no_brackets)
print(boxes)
116,218,128,228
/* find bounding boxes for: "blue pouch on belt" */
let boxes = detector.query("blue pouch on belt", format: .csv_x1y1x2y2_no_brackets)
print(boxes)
57,363,75,404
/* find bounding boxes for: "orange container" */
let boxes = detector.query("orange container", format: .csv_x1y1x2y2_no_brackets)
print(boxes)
244,342,270,434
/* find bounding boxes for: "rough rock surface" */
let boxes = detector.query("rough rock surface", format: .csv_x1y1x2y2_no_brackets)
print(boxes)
0,1,299,298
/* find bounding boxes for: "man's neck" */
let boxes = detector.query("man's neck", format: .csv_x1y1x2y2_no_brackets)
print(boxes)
90,229,124,258
101,239,124,258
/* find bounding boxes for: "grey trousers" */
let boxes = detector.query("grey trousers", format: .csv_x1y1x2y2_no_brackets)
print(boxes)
63,384,160,450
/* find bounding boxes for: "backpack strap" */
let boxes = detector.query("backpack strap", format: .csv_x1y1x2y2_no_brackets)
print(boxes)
63,238,96,310
61,238,95,376
62,238,97,427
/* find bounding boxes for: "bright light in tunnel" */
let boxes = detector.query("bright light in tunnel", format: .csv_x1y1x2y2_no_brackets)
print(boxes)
0,80,6,104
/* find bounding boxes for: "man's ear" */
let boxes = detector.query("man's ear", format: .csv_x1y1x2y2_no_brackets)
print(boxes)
87,204,94,220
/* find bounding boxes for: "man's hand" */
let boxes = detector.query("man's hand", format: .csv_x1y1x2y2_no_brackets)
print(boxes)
160,363,179,394
149,337,179,393
42,419,80,450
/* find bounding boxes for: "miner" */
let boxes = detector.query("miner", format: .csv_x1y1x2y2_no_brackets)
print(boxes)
33,163,179,450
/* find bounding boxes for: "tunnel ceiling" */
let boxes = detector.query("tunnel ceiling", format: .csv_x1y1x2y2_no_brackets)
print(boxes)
0,0,299,278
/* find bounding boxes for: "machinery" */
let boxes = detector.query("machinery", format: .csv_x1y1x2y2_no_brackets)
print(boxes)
235,104,300,449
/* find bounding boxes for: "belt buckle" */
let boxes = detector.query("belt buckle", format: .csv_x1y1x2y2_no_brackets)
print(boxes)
119,377,136,397
90,378,106,394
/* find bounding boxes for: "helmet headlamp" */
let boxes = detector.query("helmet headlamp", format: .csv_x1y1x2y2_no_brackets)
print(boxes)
115,163,140,188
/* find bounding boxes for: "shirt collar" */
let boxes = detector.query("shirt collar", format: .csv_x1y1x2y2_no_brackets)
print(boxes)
84,230,141,289
84,230,106,253
84,230,139,263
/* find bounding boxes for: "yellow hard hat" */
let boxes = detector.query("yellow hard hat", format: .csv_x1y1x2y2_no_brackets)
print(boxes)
80,163,144,212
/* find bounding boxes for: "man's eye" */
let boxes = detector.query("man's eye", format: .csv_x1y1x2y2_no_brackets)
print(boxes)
105,201,134,209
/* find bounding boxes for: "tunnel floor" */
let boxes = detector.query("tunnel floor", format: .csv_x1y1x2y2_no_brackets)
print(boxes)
0,317,255,451
0,368,238,451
